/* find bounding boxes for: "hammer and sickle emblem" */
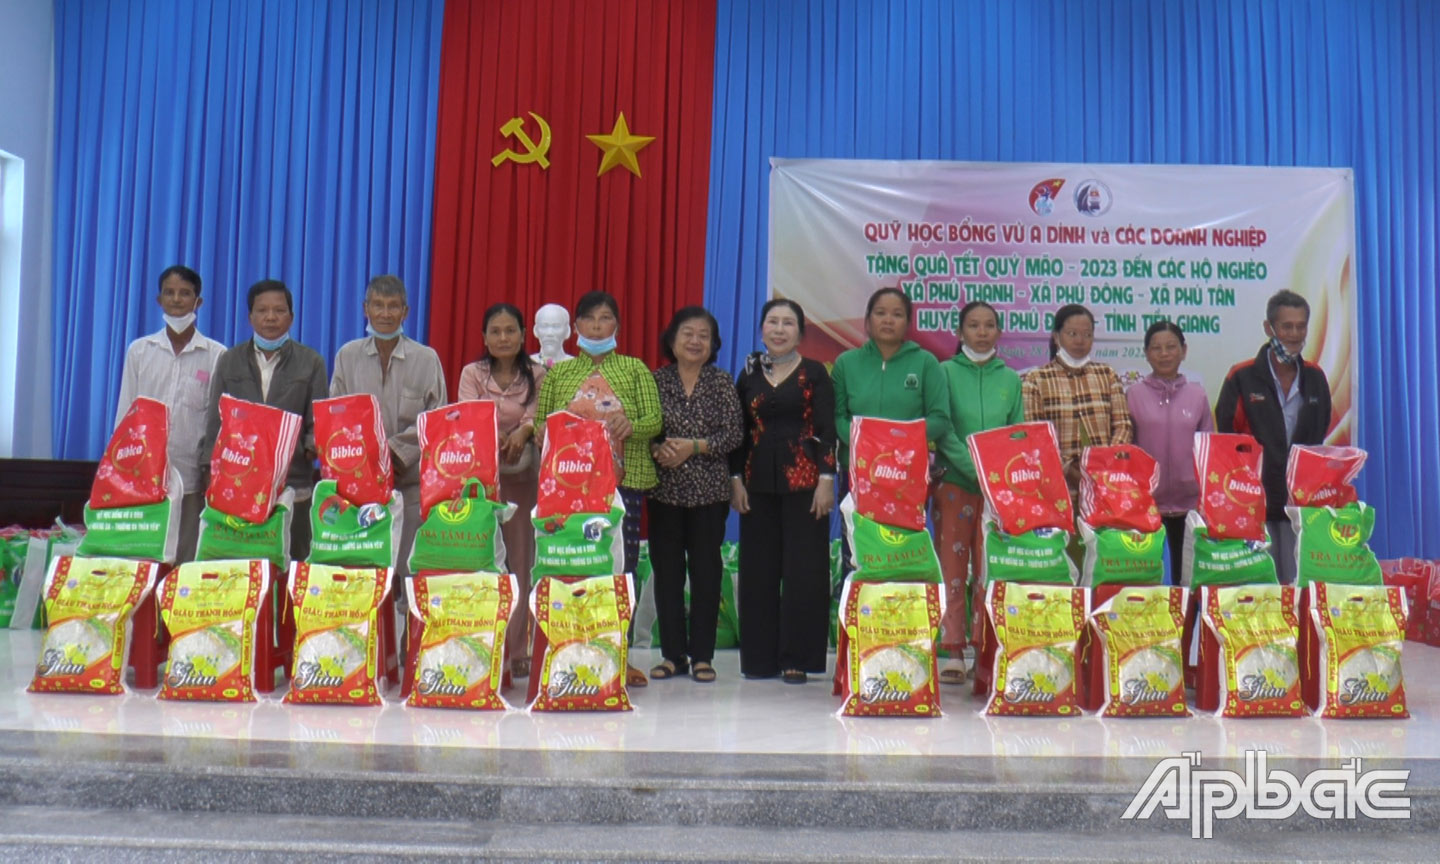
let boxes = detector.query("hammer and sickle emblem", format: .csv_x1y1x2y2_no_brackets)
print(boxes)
491,112,552,169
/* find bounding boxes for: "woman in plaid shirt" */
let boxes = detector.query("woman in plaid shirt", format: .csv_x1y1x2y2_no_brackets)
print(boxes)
534,291,663,687
1020,304,1133,501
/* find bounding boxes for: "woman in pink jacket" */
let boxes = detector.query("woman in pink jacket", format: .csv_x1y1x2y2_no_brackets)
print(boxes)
1126,321,1214,584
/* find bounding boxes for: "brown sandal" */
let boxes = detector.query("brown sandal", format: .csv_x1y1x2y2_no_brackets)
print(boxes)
650,660,687,680
626,664,649,688
691,662,716,683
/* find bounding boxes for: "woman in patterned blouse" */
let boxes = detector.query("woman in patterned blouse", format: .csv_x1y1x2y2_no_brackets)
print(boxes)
730,299,837,684
457,303,546,680
534,291,663,688
1021,303,1134,501
647,307,743,684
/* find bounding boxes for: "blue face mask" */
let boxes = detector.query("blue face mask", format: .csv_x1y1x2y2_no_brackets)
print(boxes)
367,323,404,342
577,334,617,356
254,330,290,351
1269,335,1303,365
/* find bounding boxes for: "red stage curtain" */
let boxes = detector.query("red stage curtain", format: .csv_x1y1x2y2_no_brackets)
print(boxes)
428,0,716,387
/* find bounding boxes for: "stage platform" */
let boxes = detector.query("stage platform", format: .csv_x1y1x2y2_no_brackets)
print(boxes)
1,630,1437,861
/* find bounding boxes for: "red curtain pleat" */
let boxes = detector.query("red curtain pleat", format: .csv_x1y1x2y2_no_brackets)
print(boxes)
428,0,717,391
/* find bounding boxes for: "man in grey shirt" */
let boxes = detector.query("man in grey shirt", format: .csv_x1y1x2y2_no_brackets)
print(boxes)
330,274,448,578
203,279,329,562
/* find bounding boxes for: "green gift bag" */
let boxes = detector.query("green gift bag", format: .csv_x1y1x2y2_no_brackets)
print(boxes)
308,480,403,568
980,519,1077,585
1079,522,1165,587
840,495,942,583
531,504,626,578
1181,509,1277,587
196,494,293,568
1288,502,1383,588
409,479,513,573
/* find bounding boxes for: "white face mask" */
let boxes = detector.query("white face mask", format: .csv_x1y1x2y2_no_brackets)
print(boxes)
1057,348,1092,369
163,312,196,333
961,345,996,363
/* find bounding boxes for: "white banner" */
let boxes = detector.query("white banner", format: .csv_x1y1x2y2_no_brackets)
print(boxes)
770,159,1355,442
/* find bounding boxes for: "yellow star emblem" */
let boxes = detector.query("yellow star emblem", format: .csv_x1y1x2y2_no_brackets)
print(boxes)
586,112,655,178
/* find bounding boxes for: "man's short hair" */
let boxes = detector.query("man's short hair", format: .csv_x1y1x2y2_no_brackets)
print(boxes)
247,279,293,314
1266,289,1309,323
159,265,202,296
365,274,407,305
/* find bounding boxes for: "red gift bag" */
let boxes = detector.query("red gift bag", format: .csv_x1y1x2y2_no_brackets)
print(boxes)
848,417,930,531
417,402,500,519
536,411,618,519
969,422,1072,534
315,394,393,506
93,397,171,507
1079,445,1161,533
1286,445,1365,509
1193,433,1266,541
207,395,303,524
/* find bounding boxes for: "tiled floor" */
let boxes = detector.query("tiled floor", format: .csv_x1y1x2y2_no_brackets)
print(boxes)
3,630,1434,760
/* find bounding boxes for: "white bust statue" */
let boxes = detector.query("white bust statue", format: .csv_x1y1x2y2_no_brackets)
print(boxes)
531,303,573,368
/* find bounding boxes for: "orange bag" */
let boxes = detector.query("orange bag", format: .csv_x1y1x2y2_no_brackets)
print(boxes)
315,394,394,506
1286,445,1365,509
536,411,618,519
418,402,500,519
207,395,303,524
969,422,1072,534
1194,433,1265,541
848,417,929,531
1079,445,1162,533
93,397,170,507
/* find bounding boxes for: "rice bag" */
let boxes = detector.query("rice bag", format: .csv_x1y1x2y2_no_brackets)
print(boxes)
537,411,618,518
1286,445,1365,509
207,395,304,524
837,579,944,717
1092,586,1190,717
969,422,1072,534
309,481,404,569
531,499,626,578
1079,445,1161,533
284,562,392,706
315,394,394,506
1194,432,1266,541
840,495,941,583
1181,510,1277,587
157,560,270,702
1078,522,1165,587
79,465,183,562
196,488,294,567
418,402,500,518
1288,502,1383,589
94,397,171,507
406,571,519,710
1202,584,1304,717
530,574,635,712
848,417,929,531
28,556,157,695
979,520,1076,585
409,479,514,573
1308,583,1408,718
985,581,1087,716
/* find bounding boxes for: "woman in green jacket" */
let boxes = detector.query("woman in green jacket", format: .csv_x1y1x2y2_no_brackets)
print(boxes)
832,287,951,582
932,301,1023,684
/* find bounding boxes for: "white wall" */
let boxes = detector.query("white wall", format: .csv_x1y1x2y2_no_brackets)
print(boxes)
0,0,53,458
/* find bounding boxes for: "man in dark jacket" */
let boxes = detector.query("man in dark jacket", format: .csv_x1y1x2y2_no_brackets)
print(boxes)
202,279,329,561
1214,290,1333,584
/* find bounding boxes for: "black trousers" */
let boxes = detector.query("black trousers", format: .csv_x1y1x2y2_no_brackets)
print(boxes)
1162,514,1187,586
647,499,729,666
738,489,830,676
